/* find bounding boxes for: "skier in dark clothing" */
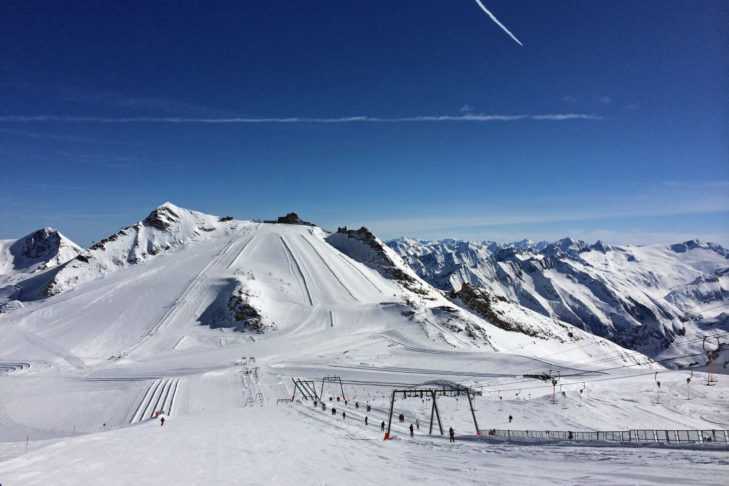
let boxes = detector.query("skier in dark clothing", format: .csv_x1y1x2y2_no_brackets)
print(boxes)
365,416,368,426
410,424,414,437
508,415,513,423
342,411,346,420
160,417,165,426
381,421,385,432
449,427,455,442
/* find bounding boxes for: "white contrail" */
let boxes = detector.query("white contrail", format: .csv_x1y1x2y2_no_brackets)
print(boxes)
0,114,600,123
0,114,601,124
473,0,523,46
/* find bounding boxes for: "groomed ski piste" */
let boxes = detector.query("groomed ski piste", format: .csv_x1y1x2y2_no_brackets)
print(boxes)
0,205,727,485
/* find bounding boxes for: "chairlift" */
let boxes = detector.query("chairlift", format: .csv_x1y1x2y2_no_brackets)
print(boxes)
703,336,720,385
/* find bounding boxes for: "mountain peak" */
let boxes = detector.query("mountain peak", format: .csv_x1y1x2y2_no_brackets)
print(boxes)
143,203,184,231
6,227,82,273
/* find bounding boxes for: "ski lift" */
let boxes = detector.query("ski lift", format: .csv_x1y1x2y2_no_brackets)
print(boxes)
703,336,720,385
549,370,560,404
249,357,256,365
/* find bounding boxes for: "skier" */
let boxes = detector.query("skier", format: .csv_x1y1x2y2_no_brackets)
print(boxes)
365,416,368,426
508,415,513,423
381,421,385,432
160,417,165,427
332,407,336,416
410,424,414,437
342,411,346,420
366,404,371,412
416,418,420,430
449,427,454,442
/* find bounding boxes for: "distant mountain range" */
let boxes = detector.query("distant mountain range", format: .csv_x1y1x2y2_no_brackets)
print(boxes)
387,237,729,357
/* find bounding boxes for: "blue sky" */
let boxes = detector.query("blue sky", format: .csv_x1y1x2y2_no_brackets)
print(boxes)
1,0,727,247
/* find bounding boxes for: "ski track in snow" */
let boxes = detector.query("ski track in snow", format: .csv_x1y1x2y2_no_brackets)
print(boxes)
279,236,314,306
124,236,246,357
334,251,385,294
298,234,360,303
225,224,260,269
0,362,30,375
130,377,180,423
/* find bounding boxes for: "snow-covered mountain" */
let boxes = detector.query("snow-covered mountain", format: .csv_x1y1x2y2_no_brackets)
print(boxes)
0,227,82,305
1,205,641,357
388,237,729,358
0,205,726,484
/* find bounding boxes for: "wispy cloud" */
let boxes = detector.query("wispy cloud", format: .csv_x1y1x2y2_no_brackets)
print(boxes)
472,0,523,46
0,127,140,146
0,113,602,124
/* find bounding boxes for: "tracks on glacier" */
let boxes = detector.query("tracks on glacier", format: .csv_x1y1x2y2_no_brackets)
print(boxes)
124,231,256,357
129,377,181,423
279,236,314,306
0,362,30,375
298,234,359,303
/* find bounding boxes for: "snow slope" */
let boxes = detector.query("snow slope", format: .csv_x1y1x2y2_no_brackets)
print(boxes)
0,205,726,485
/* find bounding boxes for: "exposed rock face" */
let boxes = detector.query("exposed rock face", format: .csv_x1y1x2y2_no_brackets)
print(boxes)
451,283,538,337
226,288,265,332
142,204,181,231
8,228,82,272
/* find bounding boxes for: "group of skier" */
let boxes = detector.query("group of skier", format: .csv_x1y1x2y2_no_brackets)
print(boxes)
313,399,462,442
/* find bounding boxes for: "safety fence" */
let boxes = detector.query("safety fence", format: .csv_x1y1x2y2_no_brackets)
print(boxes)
478,428,729,445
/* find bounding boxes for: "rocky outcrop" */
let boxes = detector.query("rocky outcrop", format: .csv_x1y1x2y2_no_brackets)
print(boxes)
326,227,429,295
267,212,314,226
